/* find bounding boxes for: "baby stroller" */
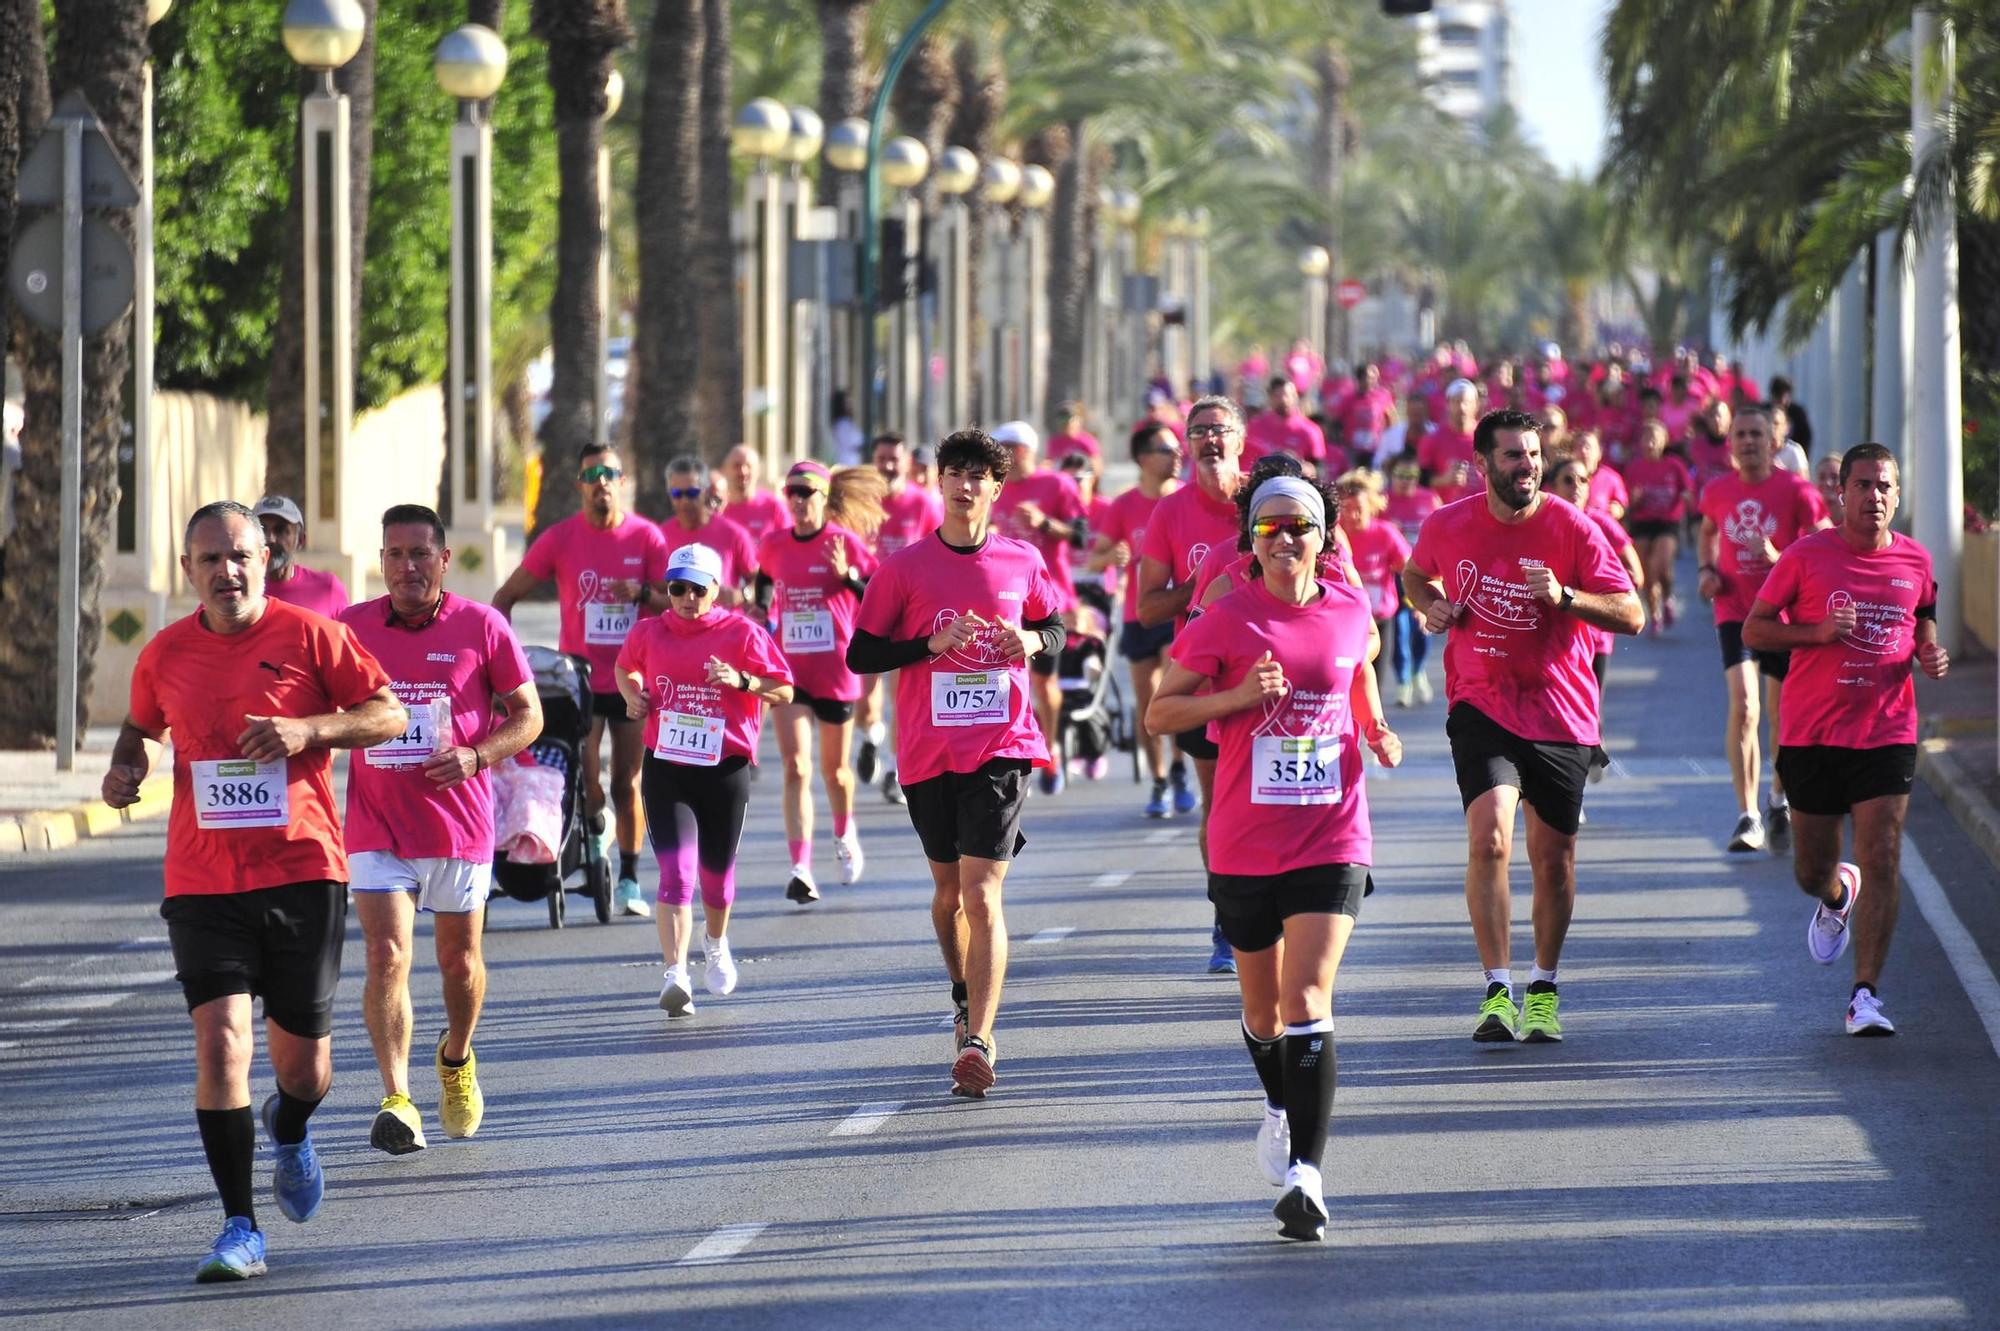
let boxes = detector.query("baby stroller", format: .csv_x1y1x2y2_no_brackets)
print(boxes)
1056,600,1131,780
488,647,614,928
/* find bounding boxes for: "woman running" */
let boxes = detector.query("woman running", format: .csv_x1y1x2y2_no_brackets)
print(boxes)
1550,458,1647,697
756,461,887,903
1382,457,1440,705
1148,475,1401,1242
615,543,794,1017
1334,469,1412,698
1619,420,1694,634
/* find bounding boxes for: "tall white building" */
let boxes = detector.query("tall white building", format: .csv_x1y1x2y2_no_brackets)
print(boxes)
1410,1,1514,126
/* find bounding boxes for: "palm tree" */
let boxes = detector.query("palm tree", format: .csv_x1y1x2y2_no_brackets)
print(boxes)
0,0,36,355
693,0,741,461
0,0,146,744
816,0,870,128
631,0,704,517
531,0,632,535
947,34,1004,417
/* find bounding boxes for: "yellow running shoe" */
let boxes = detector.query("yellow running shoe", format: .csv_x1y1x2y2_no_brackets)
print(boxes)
369,1092,427,1155
436,1030,485,1138
1519,986,1564,1043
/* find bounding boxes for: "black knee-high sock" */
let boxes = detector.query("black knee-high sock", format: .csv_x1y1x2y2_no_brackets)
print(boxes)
1242,1021,1285,1110
196,1106,258,1224
270,1086,324,1146
1281,1022,1338,1169
621,850,639,882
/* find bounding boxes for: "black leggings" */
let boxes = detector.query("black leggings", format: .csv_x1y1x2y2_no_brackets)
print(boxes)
640,754,751,909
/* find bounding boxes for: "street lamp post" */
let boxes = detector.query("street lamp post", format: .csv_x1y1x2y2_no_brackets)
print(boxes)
1299,245,1331,372
825,118,869,446
934,147,977,436
1161,211,1192,397
1189,206,1212,395
1109,189,1141,421
976,157,1019,423
434,23,507,572
1018,164,1054,423
732,98,789,475
595,68,622,450
880,136,929,439
779,106,824,466
283,0,367,583
1910,4,1964,656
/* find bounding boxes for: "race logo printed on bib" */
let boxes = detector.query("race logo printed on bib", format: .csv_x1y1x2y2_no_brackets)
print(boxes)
192,758,289,828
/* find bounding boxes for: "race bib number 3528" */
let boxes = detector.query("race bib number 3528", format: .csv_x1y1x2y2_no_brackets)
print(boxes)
1250,734,1343,806
191,758,290,829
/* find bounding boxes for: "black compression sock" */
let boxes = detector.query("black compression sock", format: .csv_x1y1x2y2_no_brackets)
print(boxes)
270,1086,324,1146
196,1106,258,1224
1281,1024,1338,1169
1242,1022,1285,1110
620,851,639,882
951,981,968,1006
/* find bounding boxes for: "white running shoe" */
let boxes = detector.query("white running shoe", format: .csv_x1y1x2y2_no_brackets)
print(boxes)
1414,673,1433,703
658,968,695,1017
1845,986,1895,1036
1727,811,1765,853
835,834,864,885
784,865,820,904
1256,1105,1290,1188
1274,1162,1328,1242
1808,863,1861,965
703,936,738,996
1394,681,1414,708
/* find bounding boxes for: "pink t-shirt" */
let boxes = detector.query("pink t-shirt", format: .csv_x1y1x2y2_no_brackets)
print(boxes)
992,470,1086,610
659,513,759,588
614,609,792,764
1756,530,1937,749
1171,577,1376,876
756,522,879,702
1699,469,1829,623
1138,481,1243,632
1046,430,1102,466
519,512,671,695
1073,494,1116,598
876,484,945,558
1244,411,1328,466
266,564,350,620
1339,387,1397,448
853,531,1063,784
1582,507,1635,657
1587,464,1629,517
1659,397,1700,442
339,595,533,861
1384,486,1440,548
1622,454,1694,523
1418,428,1477,500
1097,486,1166,622
721,489,789,549
1341,519,1412,621
1410,494,1633,744
1685,431,1734,499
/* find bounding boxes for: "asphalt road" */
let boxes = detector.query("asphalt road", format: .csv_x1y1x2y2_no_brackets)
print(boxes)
3,595,1999,1329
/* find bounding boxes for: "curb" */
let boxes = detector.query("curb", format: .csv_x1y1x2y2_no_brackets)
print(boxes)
1918,740,2000,874
0,778,173,854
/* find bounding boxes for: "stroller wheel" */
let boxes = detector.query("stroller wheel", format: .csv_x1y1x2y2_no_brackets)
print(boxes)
548,886,566,929
590,859,613,924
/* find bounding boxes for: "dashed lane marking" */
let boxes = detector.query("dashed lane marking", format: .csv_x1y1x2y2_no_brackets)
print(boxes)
830,1103,902,1137
678,1223,769,1266
1023,927,1075,945
1090,870,1132,889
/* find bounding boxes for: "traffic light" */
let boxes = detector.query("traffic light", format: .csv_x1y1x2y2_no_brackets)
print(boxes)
879,216,911,311
1381,1,1432,12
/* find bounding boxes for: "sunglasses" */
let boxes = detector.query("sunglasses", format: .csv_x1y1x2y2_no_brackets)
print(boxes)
668,486,705,501
666,580,714,599
1141,444,1182,457
579,465,622,483
1251,516,1320,541
1186,423,1235,439
783,485,821,500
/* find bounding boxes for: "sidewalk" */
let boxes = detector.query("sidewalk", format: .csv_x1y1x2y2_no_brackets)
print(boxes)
0,725,171,853
1916,647,2000,870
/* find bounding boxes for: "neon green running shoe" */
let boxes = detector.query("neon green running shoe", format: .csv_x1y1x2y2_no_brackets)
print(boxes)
1519,985,1563,1043
1473,986,1518,1043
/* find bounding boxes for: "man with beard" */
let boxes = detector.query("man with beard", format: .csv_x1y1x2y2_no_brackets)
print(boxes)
1402,411,1643,1044
254,496,350,620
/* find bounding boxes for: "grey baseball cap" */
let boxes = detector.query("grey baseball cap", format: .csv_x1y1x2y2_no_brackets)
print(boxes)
252,495,305,528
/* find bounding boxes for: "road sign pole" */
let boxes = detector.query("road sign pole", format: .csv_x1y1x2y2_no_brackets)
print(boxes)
56,116,84,771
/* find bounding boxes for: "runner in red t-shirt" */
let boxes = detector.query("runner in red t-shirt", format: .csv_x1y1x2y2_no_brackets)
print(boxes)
1403,411,1643,1044
855,432,942,803
1696,403,1831,854
1743,444,1949,1037
103,500,404,1283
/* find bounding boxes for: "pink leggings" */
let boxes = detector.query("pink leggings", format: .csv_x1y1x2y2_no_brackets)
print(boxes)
640,754,748,912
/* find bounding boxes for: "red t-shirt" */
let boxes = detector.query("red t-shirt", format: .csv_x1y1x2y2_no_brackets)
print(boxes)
339,594,533,861
1244,411,1328,466
756,522,879,702
1097,486,1167,623
1410,494,1632,745
1755,530,1937,749
519,511,671,695
1138,481,1242,632
1171,578,1376,876
1622,455,1694,523
129,599,392,896
853,531,1063,784
875,484,944,558
615,610,792,765
720,489,789,549
993,470,1087,610
1341,518,1412,621
1699,469,1829,623
265,564,350,620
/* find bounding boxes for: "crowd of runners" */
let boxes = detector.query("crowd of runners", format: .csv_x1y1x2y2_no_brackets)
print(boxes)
101,337,1951,1272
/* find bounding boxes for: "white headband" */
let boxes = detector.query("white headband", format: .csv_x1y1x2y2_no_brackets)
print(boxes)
1250,476,1326,529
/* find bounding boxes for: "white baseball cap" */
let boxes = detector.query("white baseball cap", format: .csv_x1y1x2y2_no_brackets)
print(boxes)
666,542,724,588
991,420,1039,453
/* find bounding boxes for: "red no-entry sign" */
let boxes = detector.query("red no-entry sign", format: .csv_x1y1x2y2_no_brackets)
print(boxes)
1336,278,1367,309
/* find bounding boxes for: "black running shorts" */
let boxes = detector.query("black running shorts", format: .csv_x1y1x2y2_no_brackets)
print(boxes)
1174,724,1219,762
1775,744,1917,817
1716,620,1791,681
1446,702,1598,838
590,690,639,726
1117,618,1175,663
789,687,857,726
1208,862,1369,953
160,880,347,1038
1626,519,1678,542
901,758,1032,863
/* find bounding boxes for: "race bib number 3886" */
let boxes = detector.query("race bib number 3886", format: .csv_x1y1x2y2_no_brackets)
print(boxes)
191,759,290,829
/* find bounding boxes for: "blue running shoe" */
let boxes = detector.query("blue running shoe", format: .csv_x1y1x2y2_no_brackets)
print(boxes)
194,1216,266,1283
1144,779,1171,819
260,1094,324,1223
1207,924,1236,974
1171,768,1199,815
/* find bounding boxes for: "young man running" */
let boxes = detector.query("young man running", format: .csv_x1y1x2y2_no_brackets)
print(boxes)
1402,410,1643,1043
1696,403,1830,852
102,501,404,1282
848,428,1066,1098
1743,443,1948,1036
341,505,543,1154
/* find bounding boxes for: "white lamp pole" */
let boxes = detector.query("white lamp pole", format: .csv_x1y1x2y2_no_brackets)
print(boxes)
879,136,929,439
1299,245,1331,363
824,118,869,441
1019,164,1054,423
732,98,789,474
131,0,171,596
976,157,1019,423
933,148,977,434
780,106,823,465
1190,207,1212,394
1911,4,1963,656
595,68,622,450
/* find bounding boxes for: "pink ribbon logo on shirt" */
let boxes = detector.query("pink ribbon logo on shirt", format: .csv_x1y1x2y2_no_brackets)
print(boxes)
1828,590,1903,656
1455,559,1540,632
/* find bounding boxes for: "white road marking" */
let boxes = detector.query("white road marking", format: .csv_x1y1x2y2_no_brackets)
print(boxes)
678,1222,768,1266
830,1102,902,1137
1090,870,1132,890
1902,835,2000,1062
21,969,175,990
1024,927,1075,945
1144,828,1181,844
1682,756,1712,778
15,993,130,1013
0,1019,80,1033
118,937,170,951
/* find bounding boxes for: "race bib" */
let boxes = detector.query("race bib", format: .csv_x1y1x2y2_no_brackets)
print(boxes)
930,670,1011,728
585,599,637,646
781,608,836,655
191,758,289,829
1251,734,1343,806
654,711,724,767
365,695,448,768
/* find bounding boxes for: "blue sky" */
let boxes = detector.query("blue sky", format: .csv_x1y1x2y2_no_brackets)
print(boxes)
1510,0,1611,177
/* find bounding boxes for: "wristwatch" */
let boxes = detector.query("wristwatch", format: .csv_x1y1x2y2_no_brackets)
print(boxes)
1558,585,1576,611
